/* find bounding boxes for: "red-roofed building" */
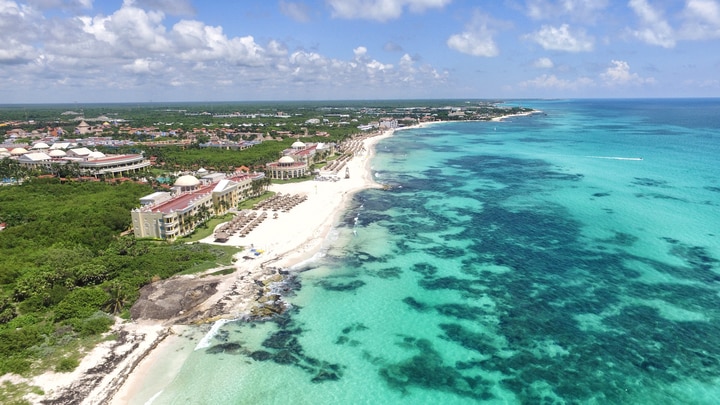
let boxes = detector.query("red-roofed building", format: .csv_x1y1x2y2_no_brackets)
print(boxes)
130,172,259,240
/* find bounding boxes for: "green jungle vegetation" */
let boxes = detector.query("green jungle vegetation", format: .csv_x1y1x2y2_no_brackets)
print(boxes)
110,138,299,171
0,178,240,377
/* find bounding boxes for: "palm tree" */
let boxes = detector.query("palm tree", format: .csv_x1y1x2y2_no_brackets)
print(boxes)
65,162,81,179
217,199,229,214
196,204,211,228
104,282,128,315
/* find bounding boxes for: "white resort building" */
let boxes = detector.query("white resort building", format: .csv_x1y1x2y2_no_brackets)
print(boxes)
75,153,151,177
265,155,308,180
265,140,325,180
131,172,261,240
4,144,150,178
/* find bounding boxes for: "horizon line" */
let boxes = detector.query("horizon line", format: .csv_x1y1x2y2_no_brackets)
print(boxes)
1,96,719,107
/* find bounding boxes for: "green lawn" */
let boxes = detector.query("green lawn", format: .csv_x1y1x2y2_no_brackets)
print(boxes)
175,244,242,275
238,191,275,210
179,214,233,242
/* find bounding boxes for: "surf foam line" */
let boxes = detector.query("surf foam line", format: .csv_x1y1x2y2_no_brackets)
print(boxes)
144,390,164,405
584,156,643,161
194,318,233,350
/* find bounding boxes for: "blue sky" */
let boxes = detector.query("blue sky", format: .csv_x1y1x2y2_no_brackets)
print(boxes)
1,0,719,103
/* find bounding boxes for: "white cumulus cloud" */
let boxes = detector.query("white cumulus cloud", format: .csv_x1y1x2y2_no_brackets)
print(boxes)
519,73,594,90
0,1,42,64
628,0,676,48
280,1,311,23
326,0,451,22
680,0,720,40
526,24,594,52
0,40,36,64
447,31,498,57
171,20,267,66
26,0,92,10
131,0,195,15
524,0,609,22
447,11,501,57
601,60,655,86
76,3,172,54
0,0,470,101
533,57,554,68
122,58,164,74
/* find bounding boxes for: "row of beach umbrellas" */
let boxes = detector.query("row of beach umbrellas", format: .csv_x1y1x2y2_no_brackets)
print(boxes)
214,211,269,240
253,193,307,213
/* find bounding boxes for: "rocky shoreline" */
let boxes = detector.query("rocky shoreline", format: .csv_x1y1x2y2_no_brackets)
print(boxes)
39,328,172,405
32,260,303,405
129,259,303,325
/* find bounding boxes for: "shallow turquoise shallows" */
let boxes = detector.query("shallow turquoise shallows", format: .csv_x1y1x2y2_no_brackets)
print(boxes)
150,99,720,404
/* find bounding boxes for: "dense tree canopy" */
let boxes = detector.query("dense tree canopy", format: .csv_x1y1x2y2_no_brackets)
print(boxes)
0,179,239,375
143,140,295,171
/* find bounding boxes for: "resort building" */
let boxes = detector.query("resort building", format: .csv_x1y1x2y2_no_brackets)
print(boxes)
31,142,50,151
9,147,28,156
139,191,173,206
17,152,53,170
76,153,151,177
67,147,93,158
75,120,91,135
266,156,308,180
264,140,330,180
131,172,259,240
5,141,151,178
48,150,67,158
379,118,398,129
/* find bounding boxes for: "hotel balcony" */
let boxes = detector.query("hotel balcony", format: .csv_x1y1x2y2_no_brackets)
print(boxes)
97,160,152,175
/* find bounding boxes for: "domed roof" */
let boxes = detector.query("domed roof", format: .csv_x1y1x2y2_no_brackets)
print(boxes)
279,156,295,164
291,140,306,149
10,147,28,155
49,149,67,157
32,142,50,149
0,147,7,153
174,175,200,187
88,151,106,158
197,167,208,174
0,152,10,158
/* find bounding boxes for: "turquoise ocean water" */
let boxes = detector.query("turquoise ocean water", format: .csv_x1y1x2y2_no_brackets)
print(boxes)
149,99,720,404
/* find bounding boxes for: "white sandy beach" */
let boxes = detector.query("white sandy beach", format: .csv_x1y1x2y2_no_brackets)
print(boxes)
491,110,538,121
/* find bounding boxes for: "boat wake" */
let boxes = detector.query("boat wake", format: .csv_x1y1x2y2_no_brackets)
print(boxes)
585,156,643,161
